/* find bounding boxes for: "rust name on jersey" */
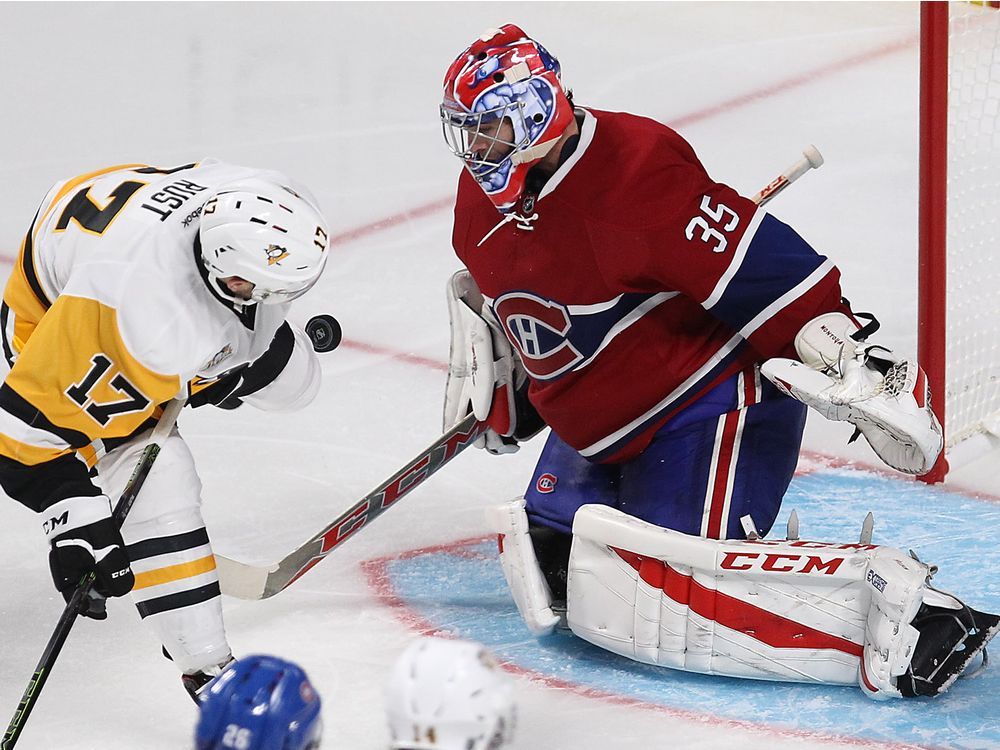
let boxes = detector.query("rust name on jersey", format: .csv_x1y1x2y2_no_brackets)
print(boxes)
141,179,208,222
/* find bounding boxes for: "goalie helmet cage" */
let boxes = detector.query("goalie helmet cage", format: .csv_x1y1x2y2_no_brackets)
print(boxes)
918,0,1000,483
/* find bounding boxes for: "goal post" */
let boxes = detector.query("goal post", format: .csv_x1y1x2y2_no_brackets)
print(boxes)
918,0,1000,483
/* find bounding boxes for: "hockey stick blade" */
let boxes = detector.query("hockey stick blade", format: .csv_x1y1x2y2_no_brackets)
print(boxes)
216,412,487,600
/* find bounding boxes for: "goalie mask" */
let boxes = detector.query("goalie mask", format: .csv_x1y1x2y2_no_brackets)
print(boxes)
385,637,516,750
199,178,330,306
440,24,575,214
195,655,323,750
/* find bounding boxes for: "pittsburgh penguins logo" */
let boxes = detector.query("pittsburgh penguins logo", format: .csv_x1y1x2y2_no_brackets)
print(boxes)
265,244,290,265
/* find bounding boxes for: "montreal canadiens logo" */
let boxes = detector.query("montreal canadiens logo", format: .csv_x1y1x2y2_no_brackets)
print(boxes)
536,473,557,494
300,680,316,703
494,292,583,380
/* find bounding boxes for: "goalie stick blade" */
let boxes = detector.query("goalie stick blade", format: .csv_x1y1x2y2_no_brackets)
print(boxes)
216,555,276,600
216,412,487,600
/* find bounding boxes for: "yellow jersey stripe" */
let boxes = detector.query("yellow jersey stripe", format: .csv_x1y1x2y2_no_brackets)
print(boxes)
132,554,218,591
6,295,181,441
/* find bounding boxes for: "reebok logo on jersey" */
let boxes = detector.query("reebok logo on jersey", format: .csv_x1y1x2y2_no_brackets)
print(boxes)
265,244,290,265
181,205,203,228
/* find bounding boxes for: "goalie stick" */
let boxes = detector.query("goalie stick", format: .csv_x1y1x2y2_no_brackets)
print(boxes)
2,398,185,750
752,145,824,206
216,411,487,599
215,145,825,601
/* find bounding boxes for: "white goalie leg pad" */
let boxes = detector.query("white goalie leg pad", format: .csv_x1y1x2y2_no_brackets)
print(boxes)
858,549,938,700
485,497,560,637
567,505,872,685
568,505,949,700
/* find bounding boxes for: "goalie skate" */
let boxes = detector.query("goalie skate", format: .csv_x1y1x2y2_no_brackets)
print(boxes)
895,593,1000,697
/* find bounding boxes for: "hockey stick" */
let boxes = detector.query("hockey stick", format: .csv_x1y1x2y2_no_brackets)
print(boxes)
2,398,185,750
214,145,825,601
752,145,824,206
215,411,487,600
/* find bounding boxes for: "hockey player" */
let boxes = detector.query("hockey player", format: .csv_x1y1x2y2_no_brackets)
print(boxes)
195,654,322,750
385,637,516,750
0,160,330,697
439,25,998,699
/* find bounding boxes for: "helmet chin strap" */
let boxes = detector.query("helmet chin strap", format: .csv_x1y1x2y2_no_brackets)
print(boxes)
511,138,558,165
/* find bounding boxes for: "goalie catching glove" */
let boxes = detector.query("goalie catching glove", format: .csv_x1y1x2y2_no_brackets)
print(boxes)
761,310,943,474
443,270,545,453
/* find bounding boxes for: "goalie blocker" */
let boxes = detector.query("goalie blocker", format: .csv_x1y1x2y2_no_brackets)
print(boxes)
565,504,998,699
443,270,545,453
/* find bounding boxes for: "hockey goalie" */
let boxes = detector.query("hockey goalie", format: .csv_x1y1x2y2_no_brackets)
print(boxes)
436,24,999,700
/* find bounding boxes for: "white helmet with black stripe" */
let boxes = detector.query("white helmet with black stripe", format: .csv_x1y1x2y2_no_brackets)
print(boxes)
199,177,330,306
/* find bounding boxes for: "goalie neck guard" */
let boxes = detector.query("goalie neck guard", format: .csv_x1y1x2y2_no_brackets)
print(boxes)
440,24,575,215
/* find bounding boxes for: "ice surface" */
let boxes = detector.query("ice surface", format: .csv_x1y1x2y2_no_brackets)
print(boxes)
0,3,997,748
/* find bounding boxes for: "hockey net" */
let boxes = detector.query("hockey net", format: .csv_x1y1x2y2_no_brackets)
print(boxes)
919,1,1000,482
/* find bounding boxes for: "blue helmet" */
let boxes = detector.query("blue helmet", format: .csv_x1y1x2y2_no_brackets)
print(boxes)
195,655,322,750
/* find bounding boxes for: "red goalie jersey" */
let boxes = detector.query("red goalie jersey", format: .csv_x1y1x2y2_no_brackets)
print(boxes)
452,108,846,463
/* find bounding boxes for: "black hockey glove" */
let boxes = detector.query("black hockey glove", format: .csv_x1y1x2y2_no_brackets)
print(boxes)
188,366,247,410
189,322,297,411
43,495,134,620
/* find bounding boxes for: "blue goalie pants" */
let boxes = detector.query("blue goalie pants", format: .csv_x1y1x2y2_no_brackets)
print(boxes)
524,366,807,540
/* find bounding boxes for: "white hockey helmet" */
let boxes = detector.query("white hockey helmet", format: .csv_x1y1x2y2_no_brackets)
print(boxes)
385,637,516,750
198,177,330,306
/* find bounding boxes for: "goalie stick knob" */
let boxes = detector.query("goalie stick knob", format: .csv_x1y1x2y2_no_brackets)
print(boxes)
305,314,342,353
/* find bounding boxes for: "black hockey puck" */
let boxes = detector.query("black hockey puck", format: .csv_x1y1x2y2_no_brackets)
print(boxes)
305,314,342,353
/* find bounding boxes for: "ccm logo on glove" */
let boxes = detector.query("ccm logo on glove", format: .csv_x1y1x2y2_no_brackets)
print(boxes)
43,511,70,535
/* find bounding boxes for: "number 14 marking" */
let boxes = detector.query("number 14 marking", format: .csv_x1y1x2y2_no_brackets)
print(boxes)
685,195,739,253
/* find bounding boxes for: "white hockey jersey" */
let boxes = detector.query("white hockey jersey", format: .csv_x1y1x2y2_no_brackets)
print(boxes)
0,160,322,510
